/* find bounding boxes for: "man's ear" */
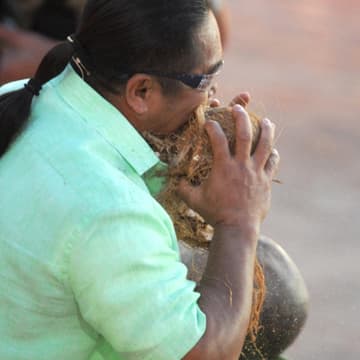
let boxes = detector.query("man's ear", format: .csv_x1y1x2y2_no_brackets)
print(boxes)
124,74,155,114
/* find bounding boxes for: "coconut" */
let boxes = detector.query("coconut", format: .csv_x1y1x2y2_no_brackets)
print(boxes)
143,105,262,248
143,105,264,339
179,236,309,360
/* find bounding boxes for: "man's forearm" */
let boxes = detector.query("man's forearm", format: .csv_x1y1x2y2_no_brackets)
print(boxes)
184,223,258,360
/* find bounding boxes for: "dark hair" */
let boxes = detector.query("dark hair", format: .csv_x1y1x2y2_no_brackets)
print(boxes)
0,0,210,156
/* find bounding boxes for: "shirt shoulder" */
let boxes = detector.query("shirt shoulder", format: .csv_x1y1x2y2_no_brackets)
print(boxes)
0,78,28,95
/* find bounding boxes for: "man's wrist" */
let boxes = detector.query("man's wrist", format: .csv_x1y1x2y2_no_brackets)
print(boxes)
213,221,259,246
214,214,261,234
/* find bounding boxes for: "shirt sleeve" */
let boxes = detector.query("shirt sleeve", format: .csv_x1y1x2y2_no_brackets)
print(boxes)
68,200,206,360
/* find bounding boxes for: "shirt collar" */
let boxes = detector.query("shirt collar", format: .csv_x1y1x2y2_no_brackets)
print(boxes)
52,65,160,176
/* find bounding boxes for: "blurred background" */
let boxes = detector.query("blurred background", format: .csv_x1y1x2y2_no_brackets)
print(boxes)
216,0,360,359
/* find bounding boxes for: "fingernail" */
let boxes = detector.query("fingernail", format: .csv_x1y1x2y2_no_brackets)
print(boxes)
262,117,271,126
233,104,245,112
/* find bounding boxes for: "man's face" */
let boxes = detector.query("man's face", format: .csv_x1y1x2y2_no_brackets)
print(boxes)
145,11,223,134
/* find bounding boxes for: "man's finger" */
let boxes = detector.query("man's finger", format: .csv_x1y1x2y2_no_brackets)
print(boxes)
229,92,251,107
233,104,252,162
205,120,230,163
265,148,280,178
253,118,275,169
209,98,221,108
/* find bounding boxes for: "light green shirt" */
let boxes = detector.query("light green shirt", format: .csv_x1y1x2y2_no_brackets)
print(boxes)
0,66,206,360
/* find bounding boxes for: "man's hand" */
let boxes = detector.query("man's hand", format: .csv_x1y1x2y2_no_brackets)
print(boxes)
178,104,278,229
209,91,251,108
0,25,57,84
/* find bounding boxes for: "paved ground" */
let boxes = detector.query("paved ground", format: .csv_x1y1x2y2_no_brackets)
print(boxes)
217,1,360,359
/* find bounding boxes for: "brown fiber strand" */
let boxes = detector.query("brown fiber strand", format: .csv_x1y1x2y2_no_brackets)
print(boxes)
143,105,266,341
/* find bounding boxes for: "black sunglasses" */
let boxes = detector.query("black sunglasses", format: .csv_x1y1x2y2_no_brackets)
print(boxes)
123,60,224,92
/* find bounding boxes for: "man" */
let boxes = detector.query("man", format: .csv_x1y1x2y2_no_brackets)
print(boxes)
0,1,279,359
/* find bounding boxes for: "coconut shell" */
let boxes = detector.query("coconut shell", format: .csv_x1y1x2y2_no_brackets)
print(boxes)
179,236,309,360
143,105,262,248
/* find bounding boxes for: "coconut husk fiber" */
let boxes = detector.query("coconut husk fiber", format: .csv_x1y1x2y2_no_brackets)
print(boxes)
142,105,264,342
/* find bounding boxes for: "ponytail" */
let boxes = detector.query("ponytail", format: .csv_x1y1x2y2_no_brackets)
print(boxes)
0,41,74,157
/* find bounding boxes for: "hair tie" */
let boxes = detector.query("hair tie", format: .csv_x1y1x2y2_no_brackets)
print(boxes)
67,34,92,78
67,34,86,58
24,78,42,96
67,35,76,48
